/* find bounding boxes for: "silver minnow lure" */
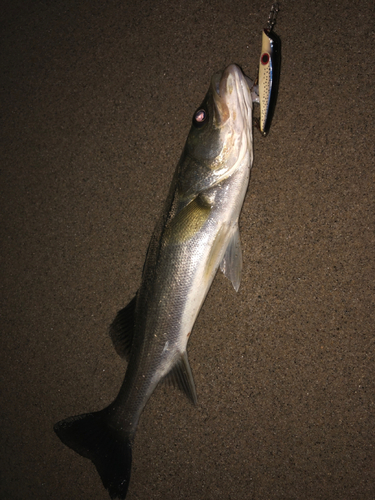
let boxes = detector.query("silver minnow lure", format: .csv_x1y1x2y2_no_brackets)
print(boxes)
54,64,255,499
258,4,281,136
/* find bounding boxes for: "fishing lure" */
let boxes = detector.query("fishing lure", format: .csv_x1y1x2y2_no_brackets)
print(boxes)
258,3,281,136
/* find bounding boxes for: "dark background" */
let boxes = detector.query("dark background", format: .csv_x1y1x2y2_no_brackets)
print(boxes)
1,1,374,499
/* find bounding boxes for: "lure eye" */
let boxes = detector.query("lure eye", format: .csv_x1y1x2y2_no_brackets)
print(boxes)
193,108,208,128
261,52,270,65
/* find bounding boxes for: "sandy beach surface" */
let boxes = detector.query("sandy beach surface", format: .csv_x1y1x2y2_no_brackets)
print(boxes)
1,1,374,498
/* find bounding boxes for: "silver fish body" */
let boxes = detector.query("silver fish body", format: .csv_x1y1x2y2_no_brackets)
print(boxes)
54,63,254,499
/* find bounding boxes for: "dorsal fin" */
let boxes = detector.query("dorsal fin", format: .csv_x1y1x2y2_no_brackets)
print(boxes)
163,351,197,405
108,296,137,360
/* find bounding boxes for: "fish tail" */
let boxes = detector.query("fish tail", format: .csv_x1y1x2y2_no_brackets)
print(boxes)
54,410,132,499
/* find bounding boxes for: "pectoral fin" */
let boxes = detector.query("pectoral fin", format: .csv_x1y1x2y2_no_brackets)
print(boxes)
163,351,197,405
220,225,242,292
108,296,137,360
163,195,211,244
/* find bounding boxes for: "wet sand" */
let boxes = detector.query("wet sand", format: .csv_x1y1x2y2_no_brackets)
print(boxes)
1,1,374,498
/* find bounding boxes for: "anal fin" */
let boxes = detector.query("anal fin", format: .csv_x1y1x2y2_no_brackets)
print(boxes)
163,351,197,405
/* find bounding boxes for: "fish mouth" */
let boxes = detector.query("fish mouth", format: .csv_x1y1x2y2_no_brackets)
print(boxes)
212,64,249,98
211,64,251,126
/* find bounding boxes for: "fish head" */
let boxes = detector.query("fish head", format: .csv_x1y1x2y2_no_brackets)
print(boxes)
178,64,253,200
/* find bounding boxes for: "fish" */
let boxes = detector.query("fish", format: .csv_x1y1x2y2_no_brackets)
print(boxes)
54,63,255,499
258,27,281,136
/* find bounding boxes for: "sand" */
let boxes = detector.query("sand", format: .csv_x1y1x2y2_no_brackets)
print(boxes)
1,1,374,498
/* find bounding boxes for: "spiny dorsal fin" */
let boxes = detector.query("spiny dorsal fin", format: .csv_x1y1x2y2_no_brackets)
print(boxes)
108,296,137,360
163,351,197,405
220,225,242,292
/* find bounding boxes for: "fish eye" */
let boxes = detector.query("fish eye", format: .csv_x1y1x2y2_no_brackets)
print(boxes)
193,108,208,128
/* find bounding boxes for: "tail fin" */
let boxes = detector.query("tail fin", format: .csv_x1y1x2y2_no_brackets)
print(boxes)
54,411,132,499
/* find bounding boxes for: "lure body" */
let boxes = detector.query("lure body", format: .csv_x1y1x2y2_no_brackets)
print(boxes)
258,28,281,136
